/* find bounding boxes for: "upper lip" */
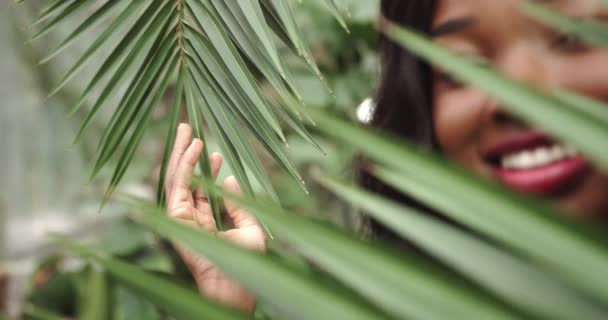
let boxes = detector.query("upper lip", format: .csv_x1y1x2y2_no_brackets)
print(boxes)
483,132,556,165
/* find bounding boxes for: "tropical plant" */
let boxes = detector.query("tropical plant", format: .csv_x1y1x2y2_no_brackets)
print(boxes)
22,0,350,231
19,0,608,319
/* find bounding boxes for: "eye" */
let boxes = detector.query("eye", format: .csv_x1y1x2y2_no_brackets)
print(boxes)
552,33,587,53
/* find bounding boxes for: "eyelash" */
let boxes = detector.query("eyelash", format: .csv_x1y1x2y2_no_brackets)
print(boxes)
552,33,587,52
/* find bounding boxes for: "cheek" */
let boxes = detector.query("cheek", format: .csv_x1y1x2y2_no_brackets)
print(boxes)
433,86,487,160
553,51,608,98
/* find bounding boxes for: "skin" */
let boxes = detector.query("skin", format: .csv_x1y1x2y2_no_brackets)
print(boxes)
432,0,608,218
164,124,265,313
168,0,608,313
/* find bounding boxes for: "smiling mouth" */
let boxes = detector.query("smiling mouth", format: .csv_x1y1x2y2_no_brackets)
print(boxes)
485,133,589,195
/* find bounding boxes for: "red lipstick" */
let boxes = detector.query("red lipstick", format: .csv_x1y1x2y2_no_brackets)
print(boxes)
494,156,588,194
485,133,589,195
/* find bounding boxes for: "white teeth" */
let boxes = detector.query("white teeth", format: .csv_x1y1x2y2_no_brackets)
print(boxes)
533,148,551,164
500,144,578,169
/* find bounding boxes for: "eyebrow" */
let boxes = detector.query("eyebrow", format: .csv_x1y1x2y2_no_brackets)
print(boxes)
431,17,476,37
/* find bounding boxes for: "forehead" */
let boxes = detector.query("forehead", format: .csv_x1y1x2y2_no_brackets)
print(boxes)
433,0,602,26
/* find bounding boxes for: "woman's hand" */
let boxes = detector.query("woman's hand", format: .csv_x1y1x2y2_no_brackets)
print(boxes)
164,123,266,314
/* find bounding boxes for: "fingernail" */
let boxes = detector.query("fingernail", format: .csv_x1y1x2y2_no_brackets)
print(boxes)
192,139,204,149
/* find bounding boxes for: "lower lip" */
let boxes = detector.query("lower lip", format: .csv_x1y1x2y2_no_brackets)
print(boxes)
493,156,589,195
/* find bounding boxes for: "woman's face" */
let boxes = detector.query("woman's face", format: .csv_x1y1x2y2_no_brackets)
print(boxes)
432,0,608,218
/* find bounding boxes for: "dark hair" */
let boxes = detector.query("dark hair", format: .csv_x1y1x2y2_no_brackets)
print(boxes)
358,0,439,242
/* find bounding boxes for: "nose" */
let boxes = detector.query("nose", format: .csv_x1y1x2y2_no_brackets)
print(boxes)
483,42,555,127
496,41,556,89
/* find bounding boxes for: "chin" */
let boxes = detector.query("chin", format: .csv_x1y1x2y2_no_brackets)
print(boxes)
554,170,608,220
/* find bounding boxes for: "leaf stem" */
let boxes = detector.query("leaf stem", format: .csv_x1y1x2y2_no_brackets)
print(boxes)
177,0,185,60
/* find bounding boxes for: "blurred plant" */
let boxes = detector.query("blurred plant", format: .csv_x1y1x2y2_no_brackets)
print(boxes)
22,219,189,320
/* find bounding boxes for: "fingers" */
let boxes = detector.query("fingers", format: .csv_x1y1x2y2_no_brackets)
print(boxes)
222,176,260,229
165,124,193,200
168,138,204,210
193,190,217,232
190,152,223,204
210,152,223,179
191,152,223,231
169,202,194,220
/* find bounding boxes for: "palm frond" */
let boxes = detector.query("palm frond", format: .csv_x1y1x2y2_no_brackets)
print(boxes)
317,176,607,320
307,109,608,307
124,199,388,320
26,0,330,229
207,186,518,320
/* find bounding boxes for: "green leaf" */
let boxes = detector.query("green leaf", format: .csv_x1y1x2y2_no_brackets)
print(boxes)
91,18,175,167
103,50,179,204
29,0,328,245
92,33,177,180
183,30,305,191
552,89,608,124
183,69,225,231
306,109,608,306
73,0,175,141
128,200,389,320
207,185,518,320
30,0,76,26
29,0,76,26
187,2,286,142
30,0,92,41
113,286,163,320
259,0,301,55
23,304,65,320
188,61,276,201
264,0,333,93
523,1,608,48
39,0,122,64
320,0,350,33
187,61,275,235
232,0,284,79
69,0,169,116
317,176,608,320
78,268,111,320
53,236,248,320
197,0,304,100
48,0,148,97
157,63,186,205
